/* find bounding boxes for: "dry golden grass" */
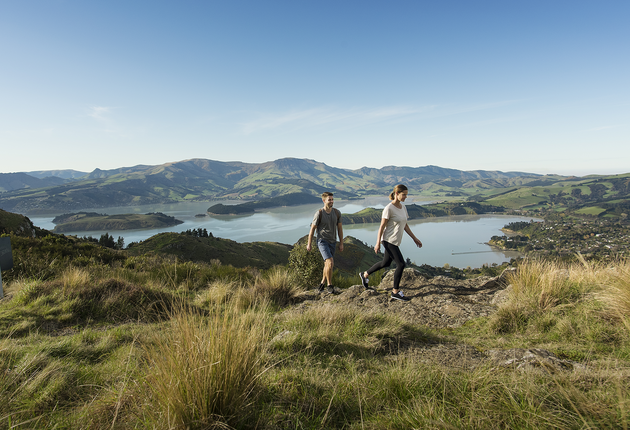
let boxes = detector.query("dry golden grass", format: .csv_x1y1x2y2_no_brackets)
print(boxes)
251,265,302,307
505,258,596,311
194,279,242,308
142,302,270,429
489,256,623,337
596,258,630,330
59,267,92,294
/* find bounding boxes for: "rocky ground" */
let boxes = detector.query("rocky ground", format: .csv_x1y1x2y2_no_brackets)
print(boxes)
290,267,585,373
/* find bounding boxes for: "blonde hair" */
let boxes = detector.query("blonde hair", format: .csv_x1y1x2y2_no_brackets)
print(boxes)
389,184,408,200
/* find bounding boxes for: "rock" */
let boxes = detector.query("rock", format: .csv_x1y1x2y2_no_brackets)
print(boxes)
270,330,295,344
491,284,513,306
291,267,514,329
381,268,429,288
485,348,586,373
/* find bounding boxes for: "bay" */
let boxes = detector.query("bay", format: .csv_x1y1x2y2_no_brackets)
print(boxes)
27,198,535,269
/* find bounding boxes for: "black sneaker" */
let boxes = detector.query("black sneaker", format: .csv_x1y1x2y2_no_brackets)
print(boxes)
318,283,325,292
359,272,372,290
326,285,336,294
391,291,410,302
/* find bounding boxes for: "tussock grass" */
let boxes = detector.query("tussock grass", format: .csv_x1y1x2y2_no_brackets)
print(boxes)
374,358,629,430
252,265,302,307
0,324,149,428
488,258,604,338
58,267,92,293
597,259,630,330
273,303,429,358
142,302,270,429
194,279,244,307
1,276,175,337
506,258,593,311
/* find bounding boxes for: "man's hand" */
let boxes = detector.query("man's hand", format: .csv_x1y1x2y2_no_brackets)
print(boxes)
339,242,344,252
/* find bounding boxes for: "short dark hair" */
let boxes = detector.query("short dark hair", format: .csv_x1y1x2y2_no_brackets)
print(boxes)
322,192,334,199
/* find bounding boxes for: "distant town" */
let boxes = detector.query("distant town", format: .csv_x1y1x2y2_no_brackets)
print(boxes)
490,216,630,260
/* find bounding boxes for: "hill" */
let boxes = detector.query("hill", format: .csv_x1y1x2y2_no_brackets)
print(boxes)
207,192,321,214
26,169,88,180
0,208,47,237
343,201,506,224
483,173,630,214
126,232,292,270
0,157,545,212
0,172,67,193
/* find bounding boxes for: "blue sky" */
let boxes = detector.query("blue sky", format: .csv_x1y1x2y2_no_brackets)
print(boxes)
1,1,628,176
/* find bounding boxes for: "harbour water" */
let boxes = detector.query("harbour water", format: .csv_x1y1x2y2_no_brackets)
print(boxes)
27,198,536,269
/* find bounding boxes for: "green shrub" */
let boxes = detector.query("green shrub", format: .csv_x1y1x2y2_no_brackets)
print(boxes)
288,243,324,289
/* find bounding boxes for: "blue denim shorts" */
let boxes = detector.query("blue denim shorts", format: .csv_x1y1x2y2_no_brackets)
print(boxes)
317,238,336,261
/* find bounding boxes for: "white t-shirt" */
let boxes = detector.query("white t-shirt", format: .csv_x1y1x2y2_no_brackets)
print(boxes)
381,202,408,246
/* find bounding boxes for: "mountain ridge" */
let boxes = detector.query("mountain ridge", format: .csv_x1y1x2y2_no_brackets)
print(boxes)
0,157,565,213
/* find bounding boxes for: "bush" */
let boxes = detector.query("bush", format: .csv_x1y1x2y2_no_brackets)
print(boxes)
288,243,324,289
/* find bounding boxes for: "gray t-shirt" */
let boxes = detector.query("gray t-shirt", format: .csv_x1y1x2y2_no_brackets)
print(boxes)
312,208,340,244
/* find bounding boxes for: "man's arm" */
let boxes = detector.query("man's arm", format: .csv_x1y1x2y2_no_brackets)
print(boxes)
337,222,344,251
307,223,317,251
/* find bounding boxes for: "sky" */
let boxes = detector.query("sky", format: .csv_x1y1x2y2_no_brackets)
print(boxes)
1,1,629,177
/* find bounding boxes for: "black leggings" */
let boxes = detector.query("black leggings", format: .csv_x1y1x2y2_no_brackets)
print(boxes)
366,241,406,290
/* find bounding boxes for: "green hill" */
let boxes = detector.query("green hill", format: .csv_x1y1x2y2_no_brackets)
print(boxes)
0,208,47,237
0,158,546,212
207,192,321,214
126,232,292,270
484,174,630,214
342,202,506,224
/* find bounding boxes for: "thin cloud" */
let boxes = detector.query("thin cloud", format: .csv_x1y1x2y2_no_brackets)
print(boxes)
583,125,625,132
240,100,524,135
241,105,434,135
88,106,112,122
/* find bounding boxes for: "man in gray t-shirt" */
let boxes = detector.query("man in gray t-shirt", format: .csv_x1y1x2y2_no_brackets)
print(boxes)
307,192,344,293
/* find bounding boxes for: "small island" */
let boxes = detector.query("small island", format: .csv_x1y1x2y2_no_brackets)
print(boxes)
52,212,184,232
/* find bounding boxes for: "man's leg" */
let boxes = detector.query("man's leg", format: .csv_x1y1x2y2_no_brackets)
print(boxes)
323,257,334,286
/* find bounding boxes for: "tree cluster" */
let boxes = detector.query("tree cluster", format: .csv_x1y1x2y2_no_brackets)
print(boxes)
82,233,125,250
181,228,212,238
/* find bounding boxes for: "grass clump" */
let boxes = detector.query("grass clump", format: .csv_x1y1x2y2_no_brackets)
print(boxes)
597,259,630,331
488,258,601,337
375,359,629,430
272,303,429,359
142,302,270,429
